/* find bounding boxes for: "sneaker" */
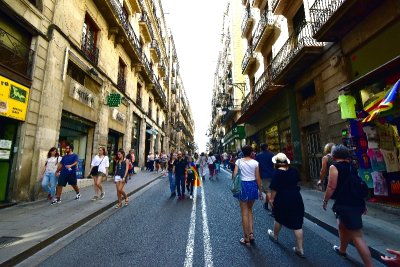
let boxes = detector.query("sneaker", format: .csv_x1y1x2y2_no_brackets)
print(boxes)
91,196,98,201
293,247,305,258
267,229,278,243
51,198,61,205
333,245,347,257
100,191,105,199
75,193,81,200
190,195,193,200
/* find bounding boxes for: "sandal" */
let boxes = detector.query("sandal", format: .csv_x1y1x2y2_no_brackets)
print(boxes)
239,236,251,247
293,247,305,258
267,229,278,243
114,203,122,209
249,233,255,244
124,198,129,206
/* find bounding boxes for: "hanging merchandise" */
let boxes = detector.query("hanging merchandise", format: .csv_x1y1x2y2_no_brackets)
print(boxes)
372,171,388,196
380,149,400,173
367,148,387,172
338,94,357,119
358,168,374,188
363,125,379,148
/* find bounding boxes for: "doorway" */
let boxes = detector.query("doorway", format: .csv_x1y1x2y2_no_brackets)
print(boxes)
303,123,322,182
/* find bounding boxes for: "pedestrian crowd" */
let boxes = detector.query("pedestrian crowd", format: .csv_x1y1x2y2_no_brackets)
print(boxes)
37,142,399,266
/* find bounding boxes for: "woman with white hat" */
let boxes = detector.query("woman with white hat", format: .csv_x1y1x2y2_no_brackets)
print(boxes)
267,153,305,258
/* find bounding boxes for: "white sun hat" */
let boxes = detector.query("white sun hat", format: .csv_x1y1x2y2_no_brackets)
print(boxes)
272,153,291,164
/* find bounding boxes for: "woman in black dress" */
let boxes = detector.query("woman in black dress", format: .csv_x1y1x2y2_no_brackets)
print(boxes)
267,153,305,258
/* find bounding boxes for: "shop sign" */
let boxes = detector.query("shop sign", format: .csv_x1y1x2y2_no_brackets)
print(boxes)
112,108,126,123
0,75,29,121
107,93,121,107
69,80,97,108
233,125,246,139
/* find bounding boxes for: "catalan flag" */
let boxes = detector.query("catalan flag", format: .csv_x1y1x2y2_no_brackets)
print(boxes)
191,166,201,187
362,79,400,123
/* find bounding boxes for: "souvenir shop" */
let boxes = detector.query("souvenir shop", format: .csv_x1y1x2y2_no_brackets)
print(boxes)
339,70,400,204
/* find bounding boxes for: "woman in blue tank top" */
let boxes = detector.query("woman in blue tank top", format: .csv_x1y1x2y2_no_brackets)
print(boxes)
114,149,129,209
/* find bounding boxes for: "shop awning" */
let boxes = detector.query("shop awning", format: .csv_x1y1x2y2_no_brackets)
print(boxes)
339,56,400,92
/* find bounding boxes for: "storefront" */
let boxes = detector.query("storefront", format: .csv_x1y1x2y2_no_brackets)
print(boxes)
223,125,246,153
131,113,141,167
59,112,95,179
336,20,400,205
107,129,123,175
0,75,30,201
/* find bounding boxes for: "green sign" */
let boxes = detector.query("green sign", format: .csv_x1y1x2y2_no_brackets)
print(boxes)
107,93,121,107
232,126,245,139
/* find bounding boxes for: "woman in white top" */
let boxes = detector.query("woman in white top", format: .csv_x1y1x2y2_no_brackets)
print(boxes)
232,145,263,247
39,147,62,201
199,152,208,181
207,153,216,180
90,147,109,200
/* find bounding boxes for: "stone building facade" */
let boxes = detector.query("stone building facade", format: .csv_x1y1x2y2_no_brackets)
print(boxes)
0,0,194,202
210,0,400,182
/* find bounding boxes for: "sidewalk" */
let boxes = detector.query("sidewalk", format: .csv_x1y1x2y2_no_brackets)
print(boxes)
302,188,400,260
0,171,162,266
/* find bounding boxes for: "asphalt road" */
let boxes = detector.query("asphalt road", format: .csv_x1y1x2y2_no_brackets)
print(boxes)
38,169,384,267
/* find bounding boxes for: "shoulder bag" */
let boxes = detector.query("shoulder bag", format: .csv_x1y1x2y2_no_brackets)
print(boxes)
231,160,242,197
90,156,105,176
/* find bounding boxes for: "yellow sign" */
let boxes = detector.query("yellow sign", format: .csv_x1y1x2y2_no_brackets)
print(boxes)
0,75,30,121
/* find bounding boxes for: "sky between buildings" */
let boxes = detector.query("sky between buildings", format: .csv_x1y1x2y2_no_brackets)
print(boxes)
162,0,228,153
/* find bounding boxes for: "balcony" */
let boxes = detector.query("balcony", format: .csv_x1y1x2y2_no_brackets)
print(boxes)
128,0,141,13
171,82,177,94
150,39,161,63
241,93,252,115
241,9,254,38
163,75,169,87
140,53,153,82
93,0,142,63
151,74,167,108
81,34,99,65
252,10,280,52
241,46,256,74
270,21,324,83
310,0,383,42
139,12,154,42
117,73,126,92
271,0,289,15
251,0,265,8
158,60,166,76
0,27,34,85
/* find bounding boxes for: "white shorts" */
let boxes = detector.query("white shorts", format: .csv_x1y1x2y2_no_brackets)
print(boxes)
114,175,123,182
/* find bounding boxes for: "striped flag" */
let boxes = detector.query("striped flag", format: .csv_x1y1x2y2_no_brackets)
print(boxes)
362,79,400,123
191,166,201,187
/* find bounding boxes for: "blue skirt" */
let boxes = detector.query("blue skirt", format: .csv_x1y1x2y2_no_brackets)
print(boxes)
237,180,258,202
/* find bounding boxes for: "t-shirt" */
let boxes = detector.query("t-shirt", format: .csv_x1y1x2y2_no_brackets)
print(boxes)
363,126,379,149
256,151,275,180
371,171,388,196
60,153,79,176
338,95,356,119
235,158,258,181
358,168,373,188
174,158,187,176
207,156,216,165
223,153,228,160
91,155,110,174
161,154,168,163
45,156,62,173
377,125,395,150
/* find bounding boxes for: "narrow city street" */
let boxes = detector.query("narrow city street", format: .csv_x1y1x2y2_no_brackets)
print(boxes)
32,169,382,267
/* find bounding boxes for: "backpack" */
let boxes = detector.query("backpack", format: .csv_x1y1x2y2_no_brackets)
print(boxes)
332,163,368,201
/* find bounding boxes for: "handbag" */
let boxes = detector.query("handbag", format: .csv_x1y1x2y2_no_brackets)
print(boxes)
90,156,105,176
231,160,242,197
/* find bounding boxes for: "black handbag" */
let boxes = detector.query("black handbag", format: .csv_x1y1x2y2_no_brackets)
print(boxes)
90,157,105,176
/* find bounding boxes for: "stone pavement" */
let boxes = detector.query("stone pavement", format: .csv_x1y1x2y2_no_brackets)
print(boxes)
0,170,163,266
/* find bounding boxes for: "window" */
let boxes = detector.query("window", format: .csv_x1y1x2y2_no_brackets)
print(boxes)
293,5,305,35
148,98,153,118
117,59,126,92
28,0,42,11
300,83,316,101
67,60,85,85
136,83,142,107
82,14,99,65
156,108,159,125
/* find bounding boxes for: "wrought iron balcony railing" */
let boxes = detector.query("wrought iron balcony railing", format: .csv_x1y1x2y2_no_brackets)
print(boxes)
241,45,254,73
270,21,324,81
140,11,154,40
241,93,252,114
271,0,279,12
152,74,167,106
0,27,34,77
81,34,99,65
110,0,142,55
252,10,276,50
142,53,152,76
241,9,251,36
117,73,126,92
150,39,161,59
310,0,345,35
253,66,272,102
